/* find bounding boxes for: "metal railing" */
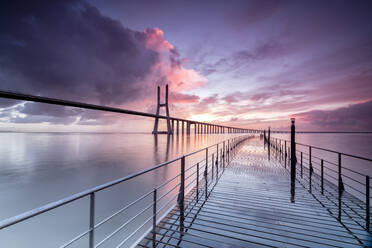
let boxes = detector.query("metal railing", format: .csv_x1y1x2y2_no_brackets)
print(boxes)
266,136,371,234
0,135,249,247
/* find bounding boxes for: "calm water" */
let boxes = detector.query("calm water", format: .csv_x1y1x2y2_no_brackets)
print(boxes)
0,132,240,247
0,132,371,247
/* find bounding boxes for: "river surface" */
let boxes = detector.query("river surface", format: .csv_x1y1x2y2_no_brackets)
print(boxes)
0,132,371,247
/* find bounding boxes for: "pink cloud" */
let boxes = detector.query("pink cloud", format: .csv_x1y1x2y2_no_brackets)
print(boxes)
143,27,207,93
144,28,174,51
169,92,200,104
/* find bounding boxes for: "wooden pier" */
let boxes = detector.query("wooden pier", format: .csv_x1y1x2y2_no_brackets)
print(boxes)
139,137,371,247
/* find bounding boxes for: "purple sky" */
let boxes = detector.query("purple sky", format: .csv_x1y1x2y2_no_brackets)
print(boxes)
0,0,371,132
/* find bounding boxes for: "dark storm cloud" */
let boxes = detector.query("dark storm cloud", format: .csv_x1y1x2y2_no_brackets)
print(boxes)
20,102,83,118
0,0,161,123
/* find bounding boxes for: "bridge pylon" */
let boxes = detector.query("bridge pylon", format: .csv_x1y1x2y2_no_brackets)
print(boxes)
152,84,173,135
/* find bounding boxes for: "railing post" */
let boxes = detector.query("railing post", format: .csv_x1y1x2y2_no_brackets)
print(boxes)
321,159,324,195
212,153,214,180
290,118,296,203
216,144,219,177
228,140,230,162
223,141,226,169
284,140,287,168
205,148,208,199
366,176,370,231
338,153,342,221
223,141,226,168
89,192,95,248
301,152,303,178
152,188,157,247
309,146,312,193
220,148,223,171
275,138,277,159
196,163,199,201
279,140,281,163
179,156,185,233
216,155,219,180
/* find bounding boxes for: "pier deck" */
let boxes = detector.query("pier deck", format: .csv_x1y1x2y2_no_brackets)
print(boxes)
139,137,369,247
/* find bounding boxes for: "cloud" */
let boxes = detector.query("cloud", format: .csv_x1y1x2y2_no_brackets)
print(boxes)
200,39,293,76
0,99,18,108
227,0,283,27
169,92,199,104
0,0,158,105
0,0,206,125
293,100,372,131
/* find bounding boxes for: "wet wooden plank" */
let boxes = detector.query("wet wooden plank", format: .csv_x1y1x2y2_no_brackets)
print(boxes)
138,137,370,247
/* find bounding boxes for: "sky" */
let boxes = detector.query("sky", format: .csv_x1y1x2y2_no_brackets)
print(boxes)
0,0,371,132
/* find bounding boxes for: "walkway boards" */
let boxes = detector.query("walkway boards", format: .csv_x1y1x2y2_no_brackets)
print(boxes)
138,137,369,247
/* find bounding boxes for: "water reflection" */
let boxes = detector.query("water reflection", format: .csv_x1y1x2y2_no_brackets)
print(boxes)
153,134,171,164
1,132,371,247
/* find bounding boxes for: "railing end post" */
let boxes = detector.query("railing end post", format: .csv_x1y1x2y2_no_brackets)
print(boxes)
152,188,157,247
89,192,95,248
366,175,370,231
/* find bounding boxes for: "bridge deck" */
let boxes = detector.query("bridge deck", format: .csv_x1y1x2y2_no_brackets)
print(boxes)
138,137,369,247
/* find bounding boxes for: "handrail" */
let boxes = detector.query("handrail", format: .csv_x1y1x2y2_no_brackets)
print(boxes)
275,137,372,162
0,135,247,240
0,157,176,230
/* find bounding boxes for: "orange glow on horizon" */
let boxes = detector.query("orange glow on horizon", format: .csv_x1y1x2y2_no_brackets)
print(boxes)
190,113,218,123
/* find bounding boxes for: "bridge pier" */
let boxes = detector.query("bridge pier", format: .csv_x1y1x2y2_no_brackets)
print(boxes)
177,120,179,134
152,85,173,134
182,121,184,135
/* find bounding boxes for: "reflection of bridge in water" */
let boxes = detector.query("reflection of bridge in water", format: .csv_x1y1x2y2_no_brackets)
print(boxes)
0,89,371,247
